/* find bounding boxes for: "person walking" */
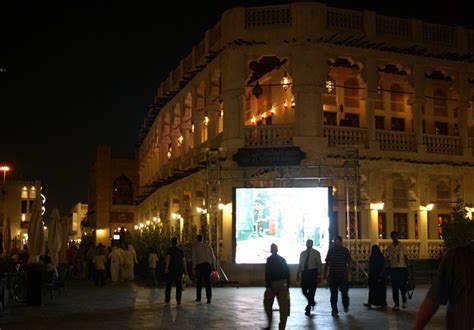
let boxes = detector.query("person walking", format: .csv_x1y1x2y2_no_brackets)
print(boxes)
192,234,216,303
364,244,387,308
109,245,122,282
165,237,187,304
322,235,352,318
412,241,474,330
296,239,322,316
93,249,107,286
264,243,290,330
148,247,158,286
385,230,409,311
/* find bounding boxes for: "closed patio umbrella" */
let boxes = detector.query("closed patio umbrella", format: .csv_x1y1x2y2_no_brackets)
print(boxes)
58,214,69,264
27,194,44,263
2,216,11,256
48,208,62,266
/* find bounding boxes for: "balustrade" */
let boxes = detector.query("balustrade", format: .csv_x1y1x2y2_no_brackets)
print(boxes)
244,125,294,147
245,5,291,28
424,135,462,155
375,15,411,39
376,130,416,151
324,126,368,147
327,8,362,31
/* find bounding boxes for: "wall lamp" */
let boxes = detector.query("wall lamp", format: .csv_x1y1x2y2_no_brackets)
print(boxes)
419,203,434,211
370,202,385,210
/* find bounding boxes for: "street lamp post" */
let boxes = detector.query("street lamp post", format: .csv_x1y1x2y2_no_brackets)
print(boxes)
0,165,10,183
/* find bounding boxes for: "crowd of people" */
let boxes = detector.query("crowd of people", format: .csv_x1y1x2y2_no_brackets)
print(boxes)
264,231,473,330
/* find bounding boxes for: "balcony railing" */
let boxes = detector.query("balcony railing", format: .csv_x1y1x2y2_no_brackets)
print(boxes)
424,134,462,155
244,125,294,147
376,130,416,152
427,240,445,259
245,5,291,28
324,125,368,147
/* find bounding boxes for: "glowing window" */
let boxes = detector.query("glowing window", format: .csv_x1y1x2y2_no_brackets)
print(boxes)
21,187,28,199
30,187,36,199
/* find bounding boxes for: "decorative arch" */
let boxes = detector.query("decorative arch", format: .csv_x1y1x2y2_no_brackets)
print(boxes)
112,175,134,205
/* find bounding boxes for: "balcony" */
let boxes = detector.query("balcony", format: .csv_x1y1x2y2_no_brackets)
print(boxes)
244,125,294,147
376,130,416,152
424,134,462,155
324,125,368,147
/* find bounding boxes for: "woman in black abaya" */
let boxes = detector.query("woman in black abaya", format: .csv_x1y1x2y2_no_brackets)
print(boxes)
364,244,387,308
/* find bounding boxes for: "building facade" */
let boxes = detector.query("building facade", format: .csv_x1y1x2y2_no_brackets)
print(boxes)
65,202,88,242
0,180,43,251
135,3,474,282
88,146,137,246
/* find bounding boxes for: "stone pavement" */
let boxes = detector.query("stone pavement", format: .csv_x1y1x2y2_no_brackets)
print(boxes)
0,280,445,329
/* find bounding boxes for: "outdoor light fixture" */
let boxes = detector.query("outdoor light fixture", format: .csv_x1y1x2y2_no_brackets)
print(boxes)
0,165,10,183
178,134,184,145
284,99,288,110
167,145,172,159
220,109,224,118
281,72,291,91
146,220,150,225
152,217,157,222
420,203,434,211
325,80,334,93
203,113,209,126
370,202,385,210
191,122,195,133
291,99,296,109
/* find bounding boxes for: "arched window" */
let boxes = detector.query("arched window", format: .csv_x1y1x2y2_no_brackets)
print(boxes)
433,88,448,117
112,176,134,205
344,78,359,108
30,187,36,199
390,84,404,112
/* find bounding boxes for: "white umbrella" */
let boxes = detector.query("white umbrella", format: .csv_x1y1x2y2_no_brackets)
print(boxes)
48,208,62,266
2,216,11,256
27,194,44,263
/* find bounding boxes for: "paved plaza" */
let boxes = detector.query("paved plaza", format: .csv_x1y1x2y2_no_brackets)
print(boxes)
1,280,445,329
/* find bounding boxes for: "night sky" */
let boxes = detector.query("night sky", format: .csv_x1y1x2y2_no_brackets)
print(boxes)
1,1,471,215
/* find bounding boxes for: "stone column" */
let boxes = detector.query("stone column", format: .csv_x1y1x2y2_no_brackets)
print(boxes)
457,71,471,154
369,208,380,245
363,57,378,147
192,87,203,149
221,49,245,151
418,208,429,258
411,64,426,149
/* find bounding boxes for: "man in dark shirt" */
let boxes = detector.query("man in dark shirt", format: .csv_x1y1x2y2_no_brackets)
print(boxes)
264,243,290,330
413,242,474,330
322,235,352,318
164,237,188,304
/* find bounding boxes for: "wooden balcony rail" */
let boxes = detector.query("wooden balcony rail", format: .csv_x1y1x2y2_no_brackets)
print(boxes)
424,134,462,155
324,125,368,147
244,125,294,147
245,5,291,28
376,130,416,151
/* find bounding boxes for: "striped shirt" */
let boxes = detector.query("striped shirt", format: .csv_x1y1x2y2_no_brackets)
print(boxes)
325,245,351,278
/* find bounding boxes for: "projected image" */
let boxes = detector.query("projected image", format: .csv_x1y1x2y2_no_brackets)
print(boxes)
235,187,330,264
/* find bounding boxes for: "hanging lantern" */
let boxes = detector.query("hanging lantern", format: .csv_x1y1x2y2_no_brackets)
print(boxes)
252,81,263,98
281,72,291,91
284,99,288,110
325,80,335,93
291,99,296,109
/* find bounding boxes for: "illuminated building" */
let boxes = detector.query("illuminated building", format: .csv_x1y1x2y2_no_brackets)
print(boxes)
0,180,43,250
135,3,474,282
87,146,137,246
